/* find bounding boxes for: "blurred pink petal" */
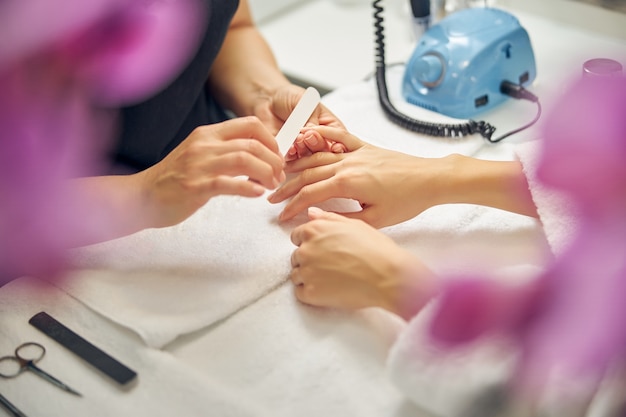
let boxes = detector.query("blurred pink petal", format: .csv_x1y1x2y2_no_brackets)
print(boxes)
1,0,207,105
537,77,626,212
0,66,114,282
1,0,208,283
0,0,128,69
61,0,208,105
516,223,626,389
521,76,626,384
428,277,539,346
427,75,626,395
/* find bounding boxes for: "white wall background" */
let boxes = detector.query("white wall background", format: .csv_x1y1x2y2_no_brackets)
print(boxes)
496,0,626,39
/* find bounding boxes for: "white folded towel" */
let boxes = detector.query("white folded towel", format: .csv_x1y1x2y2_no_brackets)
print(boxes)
59,193,299,348
60,188,358,348
0,276,271,417
55,65,547,352
167,281,414,417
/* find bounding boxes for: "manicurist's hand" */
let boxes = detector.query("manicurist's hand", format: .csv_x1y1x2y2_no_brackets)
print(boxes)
137,116,285,228
254,84,344,133
206,1,346,161
268,126,456,228
290,208,435,319
250,84,347,160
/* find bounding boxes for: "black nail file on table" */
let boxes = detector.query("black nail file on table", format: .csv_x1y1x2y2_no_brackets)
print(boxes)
29,311,137,386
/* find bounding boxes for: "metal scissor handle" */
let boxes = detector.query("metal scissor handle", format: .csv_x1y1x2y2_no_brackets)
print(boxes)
0,342,81,396
0,342,45,378
14,342,45,363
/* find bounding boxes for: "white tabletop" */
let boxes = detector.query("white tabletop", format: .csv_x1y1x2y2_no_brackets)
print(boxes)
256,0,626,93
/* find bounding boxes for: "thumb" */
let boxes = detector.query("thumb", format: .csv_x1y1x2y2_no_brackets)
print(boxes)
276,87,306,121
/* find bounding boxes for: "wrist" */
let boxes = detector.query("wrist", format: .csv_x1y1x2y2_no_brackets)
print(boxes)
432,153,478,204
377,251,439,321
438,154,537,217
402,154,466,211
134,168,167,228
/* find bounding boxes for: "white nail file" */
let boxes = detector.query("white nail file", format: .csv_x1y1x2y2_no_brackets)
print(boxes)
275,87,321,155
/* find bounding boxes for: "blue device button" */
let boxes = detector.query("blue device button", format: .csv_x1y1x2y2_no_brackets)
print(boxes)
415,53,445,87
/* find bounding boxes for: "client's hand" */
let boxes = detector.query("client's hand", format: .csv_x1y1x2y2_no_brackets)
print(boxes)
247,84,344,161
286,125,348,161
268,126,455,228
290,208,435,319
138,116,285,228
250,84,346,160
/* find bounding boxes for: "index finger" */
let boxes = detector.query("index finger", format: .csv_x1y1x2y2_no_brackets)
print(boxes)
279,177,360,222
219,116,281,156
284,151,344,174
304,126,365,152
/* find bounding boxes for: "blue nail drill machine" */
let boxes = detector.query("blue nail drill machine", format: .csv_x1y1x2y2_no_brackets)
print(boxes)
402,8,537,118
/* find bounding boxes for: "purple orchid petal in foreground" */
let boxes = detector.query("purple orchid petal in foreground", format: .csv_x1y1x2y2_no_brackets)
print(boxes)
428,276,540,347
515,76,626,391
62,0,208,105
426,76,626,398
515,222,626,392
0,66,115,283
538,77,626,212
1,0,208,106
0,0,128,70
1,0,208,284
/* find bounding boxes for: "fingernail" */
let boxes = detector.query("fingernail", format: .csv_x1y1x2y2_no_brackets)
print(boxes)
267,192,276,202
304,132,319,146
308,206,323,215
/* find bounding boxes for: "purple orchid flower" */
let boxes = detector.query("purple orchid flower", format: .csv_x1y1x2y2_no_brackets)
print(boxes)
427,76,626,396
0,65,112,280
1,0,207,106
1,0,206,283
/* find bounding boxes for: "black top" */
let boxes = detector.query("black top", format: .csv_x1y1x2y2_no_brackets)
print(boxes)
113,0,240,170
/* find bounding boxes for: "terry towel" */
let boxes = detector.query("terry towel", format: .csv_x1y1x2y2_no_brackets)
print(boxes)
56,66,548,349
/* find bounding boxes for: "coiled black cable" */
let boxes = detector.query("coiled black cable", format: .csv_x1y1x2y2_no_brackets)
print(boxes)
372,0,498,140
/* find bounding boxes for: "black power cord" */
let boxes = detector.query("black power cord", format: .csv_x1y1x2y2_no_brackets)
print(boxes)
493,80,542,142
371,0,541,143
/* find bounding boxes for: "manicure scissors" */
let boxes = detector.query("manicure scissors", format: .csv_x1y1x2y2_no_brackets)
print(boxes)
0,342,81,396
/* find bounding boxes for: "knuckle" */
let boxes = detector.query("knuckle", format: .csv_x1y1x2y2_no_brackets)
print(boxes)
300,168,317,184
310,152,330,165
202,178,220,194
178,178,196,192
297,282,317,304
186,140,209,157
334,174,352,194
246,138,263,154
229,151,249,168
296,226,316,245
297,244,312,262
190,125,207,136
297,185,313,201
241,115,261,131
